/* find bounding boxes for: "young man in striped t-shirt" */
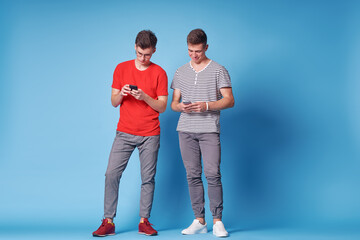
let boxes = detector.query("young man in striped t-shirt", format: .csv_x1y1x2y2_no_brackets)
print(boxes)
171,29,235,237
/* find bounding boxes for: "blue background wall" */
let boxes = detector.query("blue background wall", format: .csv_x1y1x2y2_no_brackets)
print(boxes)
1,0,360,233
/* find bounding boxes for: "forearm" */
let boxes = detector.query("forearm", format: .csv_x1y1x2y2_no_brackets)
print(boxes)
144,95,167,113
208,96,234,111
171,100,182,112
111,93,124,107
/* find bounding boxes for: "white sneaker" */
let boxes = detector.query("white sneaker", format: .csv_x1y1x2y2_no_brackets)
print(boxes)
181,219,207,235
213,221,228,237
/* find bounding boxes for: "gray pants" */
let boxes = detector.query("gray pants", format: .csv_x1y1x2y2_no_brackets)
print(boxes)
179,131,223,219
104,131,160,219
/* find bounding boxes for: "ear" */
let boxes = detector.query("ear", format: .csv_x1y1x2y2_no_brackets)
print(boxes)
205,44,209,51
152,47,156,54
135,44,137,51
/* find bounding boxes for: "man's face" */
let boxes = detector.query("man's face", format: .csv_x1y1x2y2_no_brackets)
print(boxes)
135,45,155,66
188,43,208,64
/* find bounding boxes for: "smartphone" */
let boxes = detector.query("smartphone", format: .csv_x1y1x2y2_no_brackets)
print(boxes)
183,101,191,105
129,85,138,91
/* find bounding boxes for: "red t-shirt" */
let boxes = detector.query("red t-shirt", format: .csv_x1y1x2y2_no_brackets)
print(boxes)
112,60,168,136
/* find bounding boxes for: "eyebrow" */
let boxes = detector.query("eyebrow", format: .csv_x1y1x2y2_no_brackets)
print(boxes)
138,51,151,55
188,49,202,52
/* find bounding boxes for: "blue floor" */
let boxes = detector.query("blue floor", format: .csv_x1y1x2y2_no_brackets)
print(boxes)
1,227,360,240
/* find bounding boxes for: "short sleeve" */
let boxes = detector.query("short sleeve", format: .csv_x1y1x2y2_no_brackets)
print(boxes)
156,70,168,96
218,66,232,89
170,70,179,90
112,64,122,90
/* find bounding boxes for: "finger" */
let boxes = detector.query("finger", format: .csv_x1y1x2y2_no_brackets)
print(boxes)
192,106,202,112
187,105,198,111
191,102,204,112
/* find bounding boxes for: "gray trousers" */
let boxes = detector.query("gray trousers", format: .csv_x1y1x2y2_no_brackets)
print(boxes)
179,131,223,219
104,131,160,219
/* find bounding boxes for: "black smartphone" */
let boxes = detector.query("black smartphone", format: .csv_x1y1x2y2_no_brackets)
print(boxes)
183,101,191,105
129,85,138,91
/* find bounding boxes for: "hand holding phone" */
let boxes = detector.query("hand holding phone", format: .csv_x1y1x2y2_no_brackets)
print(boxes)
129,85,138,91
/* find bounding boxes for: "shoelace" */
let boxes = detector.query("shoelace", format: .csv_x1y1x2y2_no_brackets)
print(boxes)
100,219,106,226
101,219,110,226
144,220,154,227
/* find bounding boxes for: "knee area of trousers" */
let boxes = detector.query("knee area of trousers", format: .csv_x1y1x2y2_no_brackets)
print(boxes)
141,176,155,184
187,176,203,184
204,169,221,179
205,175,222,185
186,170,202,179
105,171,121,181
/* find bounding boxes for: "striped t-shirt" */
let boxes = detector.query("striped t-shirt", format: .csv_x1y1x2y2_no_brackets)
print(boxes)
171,60,232,133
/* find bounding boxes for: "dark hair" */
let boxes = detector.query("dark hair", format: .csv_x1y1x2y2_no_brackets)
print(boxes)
135,30,157,49
187,28,207,46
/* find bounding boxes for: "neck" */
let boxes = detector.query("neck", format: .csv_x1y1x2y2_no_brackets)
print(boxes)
191,57,210,66
135,59,150,71
191,58,211,72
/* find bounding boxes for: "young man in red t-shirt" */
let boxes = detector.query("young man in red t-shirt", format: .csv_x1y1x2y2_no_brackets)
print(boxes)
93,30,168,237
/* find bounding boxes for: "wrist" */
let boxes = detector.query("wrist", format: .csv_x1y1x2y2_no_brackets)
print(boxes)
142,93,150,102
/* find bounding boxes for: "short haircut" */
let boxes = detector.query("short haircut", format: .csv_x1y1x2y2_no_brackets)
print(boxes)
187,28,207,46
135,30,157,49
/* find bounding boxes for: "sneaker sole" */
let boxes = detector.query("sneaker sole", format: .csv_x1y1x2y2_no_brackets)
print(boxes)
93,233,115,237
213,232,228,237
138,232,158,236
181,229,208,235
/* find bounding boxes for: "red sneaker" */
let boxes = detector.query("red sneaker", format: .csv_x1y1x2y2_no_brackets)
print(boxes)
93,219,115,237
138,218,158,236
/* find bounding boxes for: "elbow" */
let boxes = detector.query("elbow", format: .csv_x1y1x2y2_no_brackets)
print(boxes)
158,104,167,113
111,100,120,108
228,98,235,108
159,106,166,113
230,98,235,108
170,103,176,111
